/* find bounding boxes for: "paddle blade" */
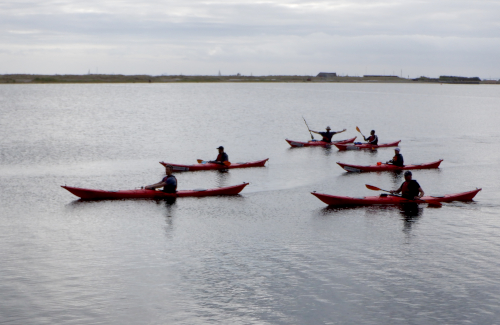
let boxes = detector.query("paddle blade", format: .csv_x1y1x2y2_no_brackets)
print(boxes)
356,126,361,133
223,161,231,166
365,184,381,191
197,159,204,163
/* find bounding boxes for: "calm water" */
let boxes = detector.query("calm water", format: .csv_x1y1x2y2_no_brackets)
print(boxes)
1,83,499,324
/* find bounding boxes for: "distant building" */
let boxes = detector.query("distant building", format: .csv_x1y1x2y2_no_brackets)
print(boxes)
317,72,337,78
363,75,399,78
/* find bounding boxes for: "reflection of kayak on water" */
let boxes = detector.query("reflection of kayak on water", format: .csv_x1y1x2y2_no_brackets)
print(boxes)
311,188,481,206
160,159,268,171
285,137,356,147
337,159,443,172
61,183,249,200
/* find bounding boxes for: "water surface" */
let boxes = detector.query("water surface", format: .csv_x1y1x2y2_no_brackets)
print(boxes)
1,83,499,324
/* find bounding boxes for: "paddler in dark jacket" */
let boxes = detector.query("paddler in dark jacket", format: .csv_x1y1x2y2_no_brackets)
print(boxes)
311,126,347,143
387,147,404,167
145,165,177,193
391,171,424,200
364,130,378,145
209,146,229,165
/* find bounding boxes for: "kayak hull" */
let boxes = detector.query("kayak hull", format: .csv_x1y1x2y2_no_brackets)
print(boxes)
62,183,249,200
334,140,401,150
337,159,443,172
285,137,356,148
160,159,268,171
311,188,481,206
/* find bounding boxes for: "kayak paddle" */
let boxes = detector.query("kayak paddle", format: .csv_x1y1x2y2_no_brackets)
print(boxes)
365,184,442,207
197,159,231,166
356,126,365,139
303,116,314,140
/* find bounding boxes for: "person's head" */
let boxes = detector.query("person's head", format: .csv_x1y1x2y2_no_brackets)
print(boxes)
326,126,331,131
370,130,375,135
404,170,412,180
164,164,173,175
395,147,400,154
217,146,224,152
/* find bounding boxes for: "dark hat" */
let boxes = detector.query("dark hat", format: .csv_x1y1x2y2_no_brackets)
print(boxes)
404,171,412,176
216,146,224,150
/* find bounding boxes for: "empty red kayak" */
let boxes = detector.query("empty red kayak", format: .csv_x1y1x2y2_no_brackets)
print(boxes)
334,140,401,150
61,183,249,200
160,159,268,171
286,137,357,147
311,188,481,206
337,159,443,172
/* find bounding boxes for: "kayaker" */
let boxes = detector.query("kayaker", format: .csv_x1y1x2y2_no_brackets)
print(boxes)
145,165,177,193
387,148,404,166
311,126,347,143
363,130,378,145
209,146,229,165
391,171,424,200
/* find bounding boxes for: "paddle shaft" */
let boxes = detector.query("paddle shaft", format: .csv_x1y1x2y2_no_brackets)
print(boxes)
356,126,366,139
365,184,441,206
303,117,314,140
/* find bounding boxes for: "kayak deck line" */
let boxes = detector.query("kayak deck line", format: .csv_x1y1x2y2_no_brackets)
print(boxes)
160,158,268,171
334,140,401,150
285,137,356,148
337,159,443,172
61,182,249,200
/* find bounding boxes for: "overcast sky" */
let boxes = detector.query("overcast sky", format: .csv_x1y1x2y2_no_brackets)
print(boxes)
1,0,499,78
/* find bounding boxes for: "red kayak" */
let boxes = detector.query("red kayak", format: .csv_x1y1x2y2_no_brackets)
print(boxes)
334,140,401,150
337,159,443,172
61,183,249,200
311,188,481,206
286,137,356,148
160,158,268,171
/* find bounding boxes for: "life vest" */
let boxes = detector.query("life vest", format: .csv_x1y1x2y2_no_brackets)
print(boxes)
401,180,420,199
216,152,229,162
162,175,177,193
320,131,335,142
368,135,378,145
392,153,404,166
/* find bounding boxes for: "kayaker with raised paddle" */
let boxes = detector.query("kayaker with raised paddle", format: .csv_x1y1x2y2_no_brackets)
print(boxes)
386,147,404,166
145,164,177,193
363,130,378,145
311,126,346,143
209,146,229,165
391,171,424,200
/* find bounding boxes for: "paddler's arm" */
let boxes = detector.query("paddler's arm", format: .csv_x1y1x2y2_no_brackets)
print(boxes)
391,185,403,195
335,129,347,134
416,187,424,199
145,181,166,190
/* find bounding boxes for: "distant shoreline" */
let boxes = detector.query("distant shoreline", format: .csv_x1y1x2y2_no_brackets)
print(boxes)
1,74,498,84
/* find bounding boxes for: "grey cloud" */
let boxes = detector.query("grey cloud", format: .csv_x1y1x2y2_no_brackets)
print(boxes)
0,0,499,77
